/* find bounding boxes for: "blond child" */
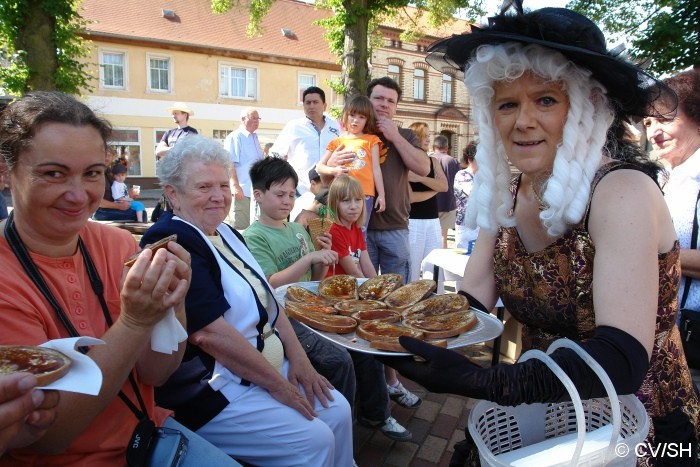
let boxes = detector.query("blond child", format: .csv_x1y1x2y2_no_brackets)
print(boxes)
325,176,422,408
325,176,376,278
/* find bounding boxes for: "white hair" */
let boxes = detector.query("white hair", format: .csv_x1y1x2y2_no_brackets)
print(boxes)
464,42,614,236
241,107,258,119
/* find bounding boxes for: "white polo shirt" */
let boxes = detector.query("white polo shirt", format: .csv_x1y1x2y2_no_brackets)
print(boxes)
270,115,341,194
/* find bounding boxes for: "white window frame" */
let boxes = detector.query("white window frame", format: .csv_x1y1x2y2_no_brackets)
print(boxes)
413,68,425,101
219,62,258,100
99,48,128,90
298,73,317,104
388,64,401,86
147,53,173,93
442,74,453,104
110,128,142,176
213,129,233,146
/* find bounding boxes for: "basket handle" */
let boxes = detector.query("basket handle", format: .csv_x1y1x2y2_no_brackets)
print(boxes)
547,339,622,463
518,349,588,464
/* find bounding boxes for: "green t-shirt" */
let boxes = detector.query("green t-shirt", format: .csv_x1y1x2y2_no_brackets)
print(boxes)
243,221,315,281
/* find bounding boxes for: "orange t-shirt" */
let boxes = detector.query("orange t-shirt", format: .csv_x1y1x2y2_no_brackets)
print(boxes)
326,134,382,196
0,222,170,466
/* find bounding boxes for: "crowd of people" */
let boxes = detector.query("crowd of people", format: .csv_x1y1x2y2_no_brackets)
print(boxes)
1,3,700,466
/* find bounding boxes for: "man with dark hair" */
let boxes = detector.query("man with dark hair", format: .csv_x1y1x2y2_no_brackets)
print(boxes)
270,87,341,194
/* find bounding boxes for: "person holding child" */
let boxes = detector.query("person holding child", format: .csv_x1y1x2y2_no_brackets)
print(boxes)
140,135,353,467
317,95,385,230
110,164,146,222
382,3,700,464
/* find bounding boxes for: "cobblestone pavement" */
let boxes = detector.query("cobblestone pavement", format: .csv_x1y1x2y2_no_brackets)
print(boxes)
353,342,510,467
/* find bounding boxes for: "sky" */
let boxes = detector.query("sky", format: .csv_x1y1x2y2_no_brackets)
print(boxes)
477,0,569,21
483,0,569,14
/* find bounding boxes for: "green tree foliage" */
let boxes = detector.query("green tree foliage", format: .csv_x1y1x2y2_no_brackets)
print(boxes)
568,0,699,75
211,0,484,98
0,0,92,95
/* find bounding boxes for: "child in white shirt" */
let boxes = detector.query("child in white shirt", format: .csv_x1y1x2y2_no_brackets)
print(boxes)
111,164,146,222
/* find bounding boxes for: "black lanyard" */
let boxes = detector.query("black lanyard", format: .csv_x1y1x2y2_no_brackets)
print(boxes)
4,212,150,421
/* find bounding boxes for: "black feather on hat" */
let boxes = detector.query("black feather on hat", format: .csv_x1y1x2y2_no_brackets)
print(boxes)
426,0,675,119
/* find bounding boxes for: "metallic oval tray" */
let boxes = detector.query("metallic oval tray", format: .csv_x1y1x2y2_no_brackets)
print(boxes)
274,281,504,356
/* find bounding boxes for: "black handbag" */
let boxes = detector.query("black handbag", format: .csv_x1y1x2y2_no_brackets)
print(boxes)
678,189,700,370
680,309,700,369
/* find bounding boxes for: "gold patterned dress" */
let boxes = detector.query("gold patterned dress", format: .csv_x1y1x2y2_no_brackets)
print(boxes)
494,162,700,465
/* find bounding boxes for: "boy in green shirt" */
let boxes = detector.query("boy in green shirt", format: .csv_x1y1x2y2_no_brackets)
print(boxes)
243,160,337,286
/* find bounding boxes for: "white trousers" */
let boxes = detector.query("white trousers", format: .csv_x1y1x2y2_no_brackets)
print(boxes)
196,362,353,467
408,217,442,283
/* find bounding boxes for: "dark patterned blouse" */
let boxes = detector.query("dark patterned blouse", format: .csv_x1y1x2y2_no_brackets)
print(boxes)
494,162,700,463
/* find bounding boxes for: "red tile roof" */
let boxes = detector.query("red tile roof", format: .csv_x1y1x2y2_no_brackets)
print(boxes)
81,0,337,65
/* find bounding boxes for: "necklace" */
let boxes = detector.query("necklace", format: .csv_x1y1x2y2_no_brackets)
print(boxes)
530,171,552,211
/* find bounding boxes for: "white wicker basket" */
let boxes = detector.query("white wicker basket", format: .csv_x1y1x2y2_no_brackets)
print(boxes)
468,339,649,466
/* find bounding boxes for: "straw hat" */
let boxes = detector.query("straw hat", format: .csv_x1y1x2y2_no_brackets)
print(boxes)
167,102,194,117
426,1,675,119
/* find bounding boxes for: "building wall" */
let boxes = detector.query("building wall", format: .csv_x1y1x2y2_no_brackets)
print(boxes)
79,3,476,185
86,40,342,184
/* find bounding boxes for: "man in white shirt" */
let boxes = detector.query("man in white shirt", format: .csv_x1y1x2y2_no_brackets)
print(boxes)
270,87,341,194
224,107,265,230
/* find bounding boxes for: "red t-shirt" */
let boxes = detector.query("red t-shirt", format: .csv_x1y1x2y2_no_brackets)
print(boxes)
326,222,366,277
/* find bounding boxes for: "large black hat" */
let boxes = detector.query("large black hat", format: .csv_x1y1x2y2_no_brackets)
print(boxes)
426,2,675,119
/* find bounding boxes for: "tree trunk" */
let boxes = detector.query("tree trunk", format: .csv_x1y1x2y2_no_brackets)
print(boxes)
342,0,370,99
16,2,57,92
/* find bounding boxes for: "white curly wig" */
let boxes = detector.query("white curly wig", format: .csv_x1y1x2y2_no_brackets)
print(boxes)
464,42,615,236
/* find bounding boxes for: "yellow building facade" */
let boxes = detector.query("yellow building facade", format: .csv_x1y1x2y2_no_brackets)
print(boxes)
81,0,472,186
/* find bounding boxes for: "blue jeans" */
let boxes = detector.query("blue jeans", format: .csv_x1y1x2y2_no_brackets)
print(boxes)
160,417,241,466
366,228,410,280
93,207,138,221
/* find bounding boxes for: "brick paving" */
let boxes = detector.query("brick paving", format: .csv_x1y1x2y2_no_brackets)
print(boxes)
353,342,510,466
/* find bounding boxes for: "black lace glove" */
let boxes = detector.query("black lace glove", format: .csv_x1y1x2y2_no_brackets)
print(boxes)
380,326,648,406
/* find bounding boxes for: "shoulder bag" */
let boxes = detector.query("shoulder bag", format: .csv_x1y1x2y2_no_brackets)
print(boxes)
4,213,187,466
679,190,700,369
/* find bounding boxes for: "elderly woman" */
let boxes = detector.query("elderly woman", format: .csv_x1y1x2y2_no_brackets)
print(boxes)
644,71,700,356
383,4,700,464
0,92,237,465
140,135,352,467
